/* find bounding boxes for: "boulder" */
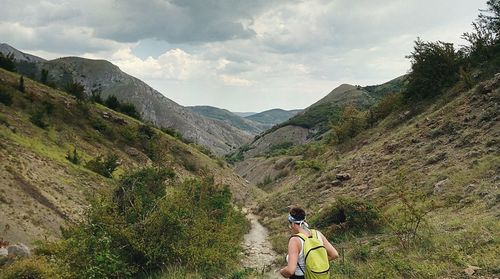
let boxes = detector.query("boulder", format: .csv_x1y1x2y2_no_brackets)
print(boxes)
0,247,7,257
463,265,481,276
7,243,30,258
464,184,476,194
433,179,448,195
336,173,351,181
329,180,342,187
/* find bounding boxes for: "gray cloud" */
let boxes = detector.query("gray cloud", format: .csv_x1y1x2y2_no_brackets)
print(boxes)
0,0,487,111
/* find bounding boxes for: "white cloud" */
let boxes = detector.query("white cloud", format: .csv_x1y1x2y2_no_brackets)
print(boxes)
0,0,488,111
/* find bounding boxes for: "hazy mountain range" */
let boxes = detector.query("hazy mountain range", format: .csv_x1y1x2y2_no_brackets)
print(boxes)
0,43,302,155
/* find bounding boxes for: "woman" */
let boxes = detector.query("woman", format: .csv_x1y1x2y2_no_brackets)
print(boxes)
279,206,339,279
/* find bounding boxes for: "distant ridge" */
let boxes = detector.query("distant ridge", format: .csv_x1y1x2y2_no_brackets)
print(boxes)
0,43,252,155
245,108,302,126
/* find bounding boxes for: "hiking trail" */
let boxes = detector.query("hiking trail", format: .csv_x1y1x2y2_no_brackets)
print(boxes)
242,210,281,278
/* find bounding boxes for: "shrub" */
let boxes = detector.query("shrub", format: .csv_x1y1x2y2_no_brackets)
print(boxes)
368,93,403,125
30,110,49,129
331,105,367,144
119,102,141,120
0,256,65,279
311,197,381,240
267,142,294,157
142,178,248,276
404,38,461,100
113,167,175,224
295,159,324,171
0,52,15,72
461,0,500,68
65,81,86,101
0,89,13,106
385,172,435,249
85,153,120,178
104,95,120,110
18,76,25,93
40,69,49,84
65,147,81,165
90,89,103,104
28,170,249,278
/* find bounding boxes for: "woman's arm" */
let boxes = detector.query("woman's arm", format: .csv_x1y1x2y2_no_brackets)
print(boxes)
319,231,339,261
280,237,301,277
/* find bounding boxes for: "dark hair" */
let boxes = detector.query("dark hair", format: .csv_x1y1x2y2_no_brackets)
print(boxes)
289,206,306,221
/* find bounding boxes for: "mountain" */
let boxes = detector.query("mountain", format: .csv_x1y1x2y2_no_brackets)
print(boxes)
188,105,266,135
0,44,251,155
232,111,257,117
0,68,249,246
245,108,302,127
0,43,46,63
234,77,405,159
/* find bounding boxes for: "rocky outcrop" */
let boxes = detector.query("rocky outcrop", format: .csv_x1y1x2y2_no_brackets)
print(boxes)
0,45,252,155
37,57,251,155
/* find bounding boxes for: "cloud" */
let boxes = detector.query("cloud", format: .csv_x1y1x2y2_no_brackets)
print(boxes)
0,0,487,111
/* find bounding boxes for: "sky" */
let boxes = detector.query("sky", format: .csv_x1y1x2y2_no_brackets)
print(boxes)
0,0,488,112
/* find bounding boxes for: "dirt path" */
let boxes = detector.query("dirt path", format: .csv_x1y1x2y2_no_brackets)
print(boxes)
241,211,282,278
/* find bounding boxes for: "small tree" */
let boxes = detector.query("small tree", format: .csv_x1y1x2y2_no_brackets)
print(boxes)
41,69,49,84
461,0,500,67
0,52,16,72
30,110,49,129
331,105,367,144
85,153,120,178
66,148,81,165
405,38,461,100
104,95,120,110
65,81,86,101
19,76,25,93
119,102,141,119
90,89,103,104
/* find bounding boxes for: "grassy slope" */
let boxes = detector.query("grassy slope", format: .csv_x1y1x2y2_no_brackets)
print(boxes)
0,68,249,247
242,76,499,278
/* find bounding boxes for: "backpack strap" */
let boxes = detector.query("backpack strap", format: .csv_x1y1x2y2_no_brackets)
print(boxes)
290,233,307,275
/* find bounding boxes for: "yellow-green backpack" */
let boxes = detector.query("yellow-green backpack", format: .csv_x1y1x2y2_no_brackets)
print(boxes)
294,229,330,279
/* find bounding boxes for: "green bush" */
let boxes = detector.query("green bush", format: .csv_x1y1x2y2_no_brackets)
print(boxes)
0,256,65,279
65,147,81,165
0,52,16,72
30,110,49,129
311,197,381,240
143,178,248,276
65,81,86,101
404,38,461,100
331,105,367,144
35,169,249,278
104,95,120,110
267,142,294,157
113,167,175,224
368,93,403,125
294,159,324,171
0,89,13,106
18,76,25,93
85,153,120,178
118,102,141,120
40,69,49,84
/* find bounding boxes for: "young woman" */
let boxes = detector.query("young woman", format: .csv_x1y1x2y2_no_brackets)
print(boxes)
279,206,339,279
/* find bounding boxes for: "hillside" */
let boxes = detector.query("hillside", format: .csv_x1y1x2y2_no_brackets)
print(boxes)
236,73,499,278
245,108,302,127
188,105,266,135
0,44,252,156
0,68,250,247
232,77,405,160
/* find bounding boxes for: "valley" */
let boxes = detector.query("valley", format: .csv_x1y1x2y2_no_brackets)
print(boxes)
1,5,500,276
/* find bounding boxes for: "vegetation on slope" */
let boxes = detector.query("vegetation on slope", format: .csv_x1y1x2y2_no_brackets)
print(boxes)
0,68,250,278
238,3,500,278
